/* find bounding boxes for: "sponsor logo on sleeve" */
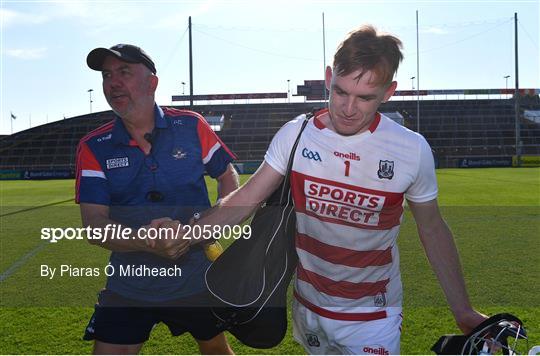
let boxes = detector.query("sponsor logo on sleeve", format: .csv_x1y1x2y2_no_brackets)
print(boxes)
97,133,112,142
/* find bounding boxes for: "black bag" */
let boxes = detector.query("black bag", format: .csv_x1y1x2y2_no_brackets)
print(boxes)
204,115,310,349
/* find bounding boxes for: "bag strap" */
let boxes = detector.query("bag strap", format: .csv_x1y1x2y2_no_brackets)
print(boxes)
279,113,312,204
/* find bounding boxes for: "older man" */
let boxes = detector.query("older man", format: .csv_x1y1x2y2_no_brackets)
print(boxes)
76,44,237,354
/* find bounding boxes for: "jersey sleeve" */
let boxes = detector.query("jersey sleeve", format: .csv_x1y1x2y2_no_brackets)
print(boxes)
196,116,236,178
75,141,110,205
404,135,438,203
264,116,306,175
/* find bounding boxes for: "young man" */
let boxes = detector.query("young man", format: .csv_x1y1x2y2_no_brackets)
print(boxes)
176,25,487,354
76,44,238,354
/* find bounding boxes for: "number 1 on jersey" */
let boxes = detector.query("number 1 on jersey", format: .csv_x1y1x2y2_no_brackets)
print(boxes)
344,160,350,177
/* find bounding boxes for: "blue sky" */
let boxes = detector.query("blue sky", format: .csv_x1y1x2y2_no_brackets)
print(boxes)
1,0,539,134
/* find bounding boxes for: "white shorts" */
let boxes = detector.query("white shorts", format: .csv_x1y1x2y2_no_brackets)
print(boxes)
293,299,402,355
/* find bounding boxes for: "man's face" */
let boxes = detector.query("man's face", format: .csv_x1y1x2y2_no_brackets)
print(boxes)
101,56,156,118
326,66,396,136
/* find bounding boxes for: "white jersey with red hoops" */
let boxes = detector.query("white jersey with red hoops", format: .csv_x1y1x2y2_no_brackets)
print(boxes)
264,109,438,321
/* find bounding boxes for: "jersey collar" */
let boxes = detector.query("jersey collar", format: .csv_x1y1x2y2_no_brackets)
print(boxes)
313,108,381,134
111,104,168,146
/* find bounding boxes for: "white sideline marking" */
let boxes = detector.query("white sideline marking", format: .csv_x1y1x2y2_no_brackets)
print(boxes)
0,242,48,282
0,199,74,281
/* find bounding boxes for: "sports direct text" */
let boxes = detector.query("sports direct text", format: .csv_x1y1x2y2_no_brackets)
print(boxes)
40,224,251,244
305,180,386,226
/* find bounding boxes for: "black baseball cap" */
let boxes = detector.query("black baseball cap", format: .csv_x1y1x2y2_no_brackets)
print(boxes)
87,44,157,74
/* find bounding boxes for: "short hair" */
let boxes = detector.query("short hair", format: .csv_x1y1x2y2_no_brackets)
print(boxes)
333,25,403,86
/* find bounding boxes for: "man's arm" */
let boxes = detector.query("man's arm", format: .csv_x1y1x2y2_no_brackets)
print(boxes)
192,162,284,237
215,163,240,201
80,203,189,259
139,164,238,251
81,203,145,252
408,199,487,334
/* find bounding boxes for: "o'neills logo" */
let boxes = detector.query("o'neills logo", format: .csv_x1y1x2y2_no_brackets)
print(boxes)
363,346,389,355
334,151,360,161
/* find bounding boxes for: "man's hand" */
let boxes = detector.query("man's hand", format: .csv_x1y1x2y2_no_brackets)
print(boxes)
140,217,190,259
455,309,488,335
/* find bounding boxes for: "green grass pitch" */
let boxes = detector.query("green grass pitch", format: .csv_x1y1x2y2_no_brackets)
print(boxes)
0,168,538,354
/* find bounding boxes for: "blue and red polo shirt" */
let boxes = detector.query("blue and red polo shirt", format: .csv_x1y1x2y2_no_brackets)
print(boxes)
75,105,235,301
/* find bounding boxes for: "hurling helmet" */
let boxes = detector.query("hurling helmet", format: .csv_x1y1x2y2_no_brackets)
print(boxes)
432,313,529,355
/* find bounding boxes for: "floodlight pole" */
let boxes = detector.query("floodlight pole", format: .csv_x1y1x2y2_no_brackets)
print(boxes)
503,75,510,99
287,79,291,103
514,12,521,167
322,12,327,102
87,89,94,113
189,16,194,108
416,10,420,133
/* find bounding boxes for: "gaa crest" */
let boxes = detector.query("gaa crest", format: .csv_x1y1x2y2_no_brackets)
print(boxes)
172,147,187,160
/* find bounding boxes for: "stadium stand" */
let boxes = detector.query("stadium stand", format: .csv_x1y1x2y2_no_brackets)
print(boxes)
1,96,539,177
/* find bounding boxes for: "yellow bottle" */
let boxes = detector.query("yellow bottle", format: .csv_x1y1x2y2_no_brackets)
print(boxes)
203,241,224,262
